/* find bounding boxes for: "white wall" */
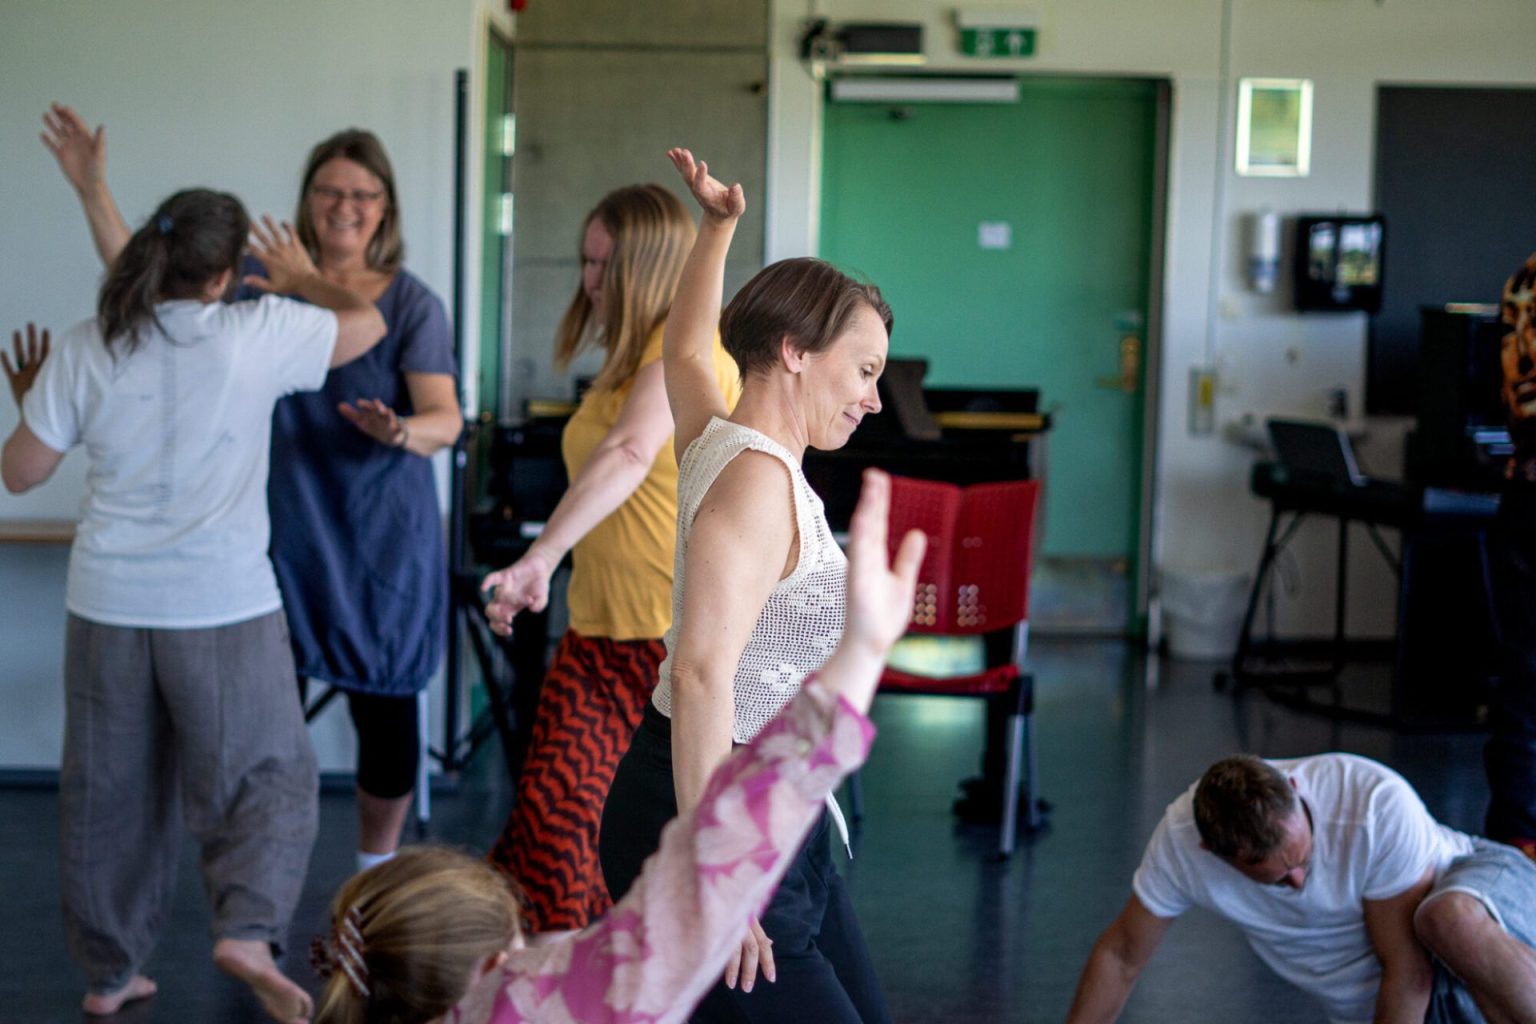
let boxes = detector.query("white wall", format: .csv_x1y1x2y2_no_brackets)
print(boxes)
767,0,1536,640
8,0,1536,767
0,0,512,769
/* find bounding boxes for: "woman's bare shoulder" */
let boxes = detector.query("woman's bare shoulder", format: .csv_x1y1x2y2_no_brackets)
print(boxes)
693,449,795,539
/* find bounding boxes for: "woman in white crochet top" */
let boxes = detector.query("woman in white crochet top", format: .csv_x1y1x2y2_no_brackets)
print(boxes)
600,149,895,1024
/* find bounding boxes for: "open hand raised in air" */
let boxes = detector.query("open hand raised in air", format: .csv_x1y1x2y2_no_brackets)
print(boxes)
245,215,318,294
2,323,51,408
667,147,745,223
843,469,927,661
41,103,106,195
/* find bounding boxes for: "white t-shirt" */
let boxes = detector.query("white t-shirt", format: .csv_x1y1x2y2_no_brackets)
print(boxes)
23,297,337,628
1132,753,1475,1024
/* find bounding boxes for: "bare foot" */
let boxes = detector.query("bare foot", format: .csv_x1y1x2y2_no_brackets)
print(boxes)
82,974,157,1015
212,938,313,1023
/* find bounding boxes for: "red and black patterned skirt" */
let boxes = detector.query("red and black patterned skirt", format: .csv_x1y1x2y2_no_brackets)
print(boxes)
487,629,666,932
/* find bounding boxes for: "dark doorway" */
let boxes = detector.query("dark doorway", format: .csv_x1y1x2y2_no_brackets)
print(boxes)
1369,85,1536,414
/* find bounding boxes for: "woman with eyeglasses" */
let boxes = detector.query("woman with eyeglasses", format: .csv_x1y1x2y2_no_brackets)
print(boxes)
42,107,462,873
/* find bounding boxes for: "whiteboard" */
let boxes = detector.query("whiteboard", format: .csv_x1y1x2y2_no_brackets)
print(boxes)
0,0,493,521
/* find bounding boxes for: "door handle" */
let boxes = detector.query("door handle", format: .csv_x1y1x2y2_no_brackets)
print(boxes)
1095,335,1141,393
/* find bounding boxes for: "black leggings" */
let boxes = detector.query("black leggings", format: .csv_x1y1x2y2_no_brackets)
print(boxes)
345,691,419,799
600,703,892,1024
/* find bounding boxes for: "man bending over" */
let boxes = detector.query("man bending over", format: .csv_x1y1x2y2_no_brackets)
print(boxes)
1066,753,1536,1023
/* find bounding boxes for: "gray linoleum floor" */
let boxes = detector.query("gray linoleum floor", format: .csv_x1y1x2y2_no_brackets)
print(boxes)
0,639,1489,1023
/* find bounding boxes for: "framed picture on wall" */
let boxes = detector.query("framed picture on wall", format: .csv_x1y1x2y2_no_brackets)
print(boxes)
1236,78,1313,177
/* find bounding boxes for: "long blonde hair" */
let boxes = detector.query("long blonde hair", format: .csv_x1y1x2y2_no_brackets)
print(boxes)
552,184,695,393
314,847,523,1024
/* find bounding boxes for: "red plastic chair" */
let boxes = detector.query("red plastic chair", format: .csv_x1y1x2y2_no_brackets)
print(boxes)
878,475,1043,856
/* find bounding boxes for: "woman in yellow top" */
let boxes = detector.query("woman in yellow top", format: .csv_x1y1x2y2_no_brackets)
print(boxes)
481,184,740,935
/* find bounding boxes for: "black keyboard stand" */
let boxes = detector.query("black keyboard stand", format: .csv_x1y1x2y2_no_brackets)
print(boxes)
435,418,560,782
438,571,529,779
1214,463,1411,723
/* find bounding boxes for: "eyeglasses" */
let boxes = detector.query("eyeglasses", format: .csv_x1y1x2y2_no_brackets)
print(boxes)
309,185,386,205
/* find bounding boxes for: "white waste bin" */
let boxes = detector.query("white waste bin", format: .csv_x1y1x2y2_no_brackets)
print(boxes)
1160,568,1250,661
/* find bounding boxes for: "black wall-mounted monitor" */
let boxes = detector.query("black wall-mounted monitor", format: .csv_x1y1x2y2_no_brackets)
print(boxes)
1294,214,1385,313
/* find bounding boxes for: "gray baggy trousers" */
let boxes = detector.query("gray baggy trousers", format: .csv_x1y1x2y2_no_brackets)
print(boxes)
60,610,319,994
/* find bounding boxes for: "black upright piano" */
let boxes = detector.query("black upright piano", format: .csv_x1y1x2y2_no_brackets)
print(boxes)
803,359,1050,531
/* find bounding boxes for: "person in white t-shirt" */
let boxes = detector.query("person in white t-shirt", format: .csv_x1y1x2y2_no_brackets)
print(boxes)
1,188,386,1023
1064,753,1536,1024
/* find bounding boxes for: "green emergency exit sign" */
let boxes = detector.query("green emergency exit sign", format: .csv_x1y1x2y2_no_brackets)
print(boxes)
959,26,1036,57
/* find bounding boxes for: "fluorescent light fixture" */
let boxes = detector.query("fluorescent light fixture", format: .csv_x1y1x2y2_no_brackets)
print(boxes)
836,51,927,67
829,76,1019,103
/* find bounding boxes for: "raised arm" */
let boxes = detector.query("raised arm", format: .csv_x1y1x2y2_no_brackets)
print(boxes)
481,361,673,630
41,103,130,265
1064,895,1175,1024
817,467,926,704
245,216,386,366
1364,868,1435,1024
1,324,65,494
492,471,922,1024
664,148,742,459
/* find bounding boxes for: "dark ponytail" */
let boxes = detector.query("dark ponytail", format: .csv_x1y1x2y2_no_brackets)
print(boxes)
97,189,250,355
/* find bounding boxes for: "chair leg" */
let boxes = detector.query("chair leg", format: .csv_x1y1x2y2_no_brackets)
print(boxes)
1023,708,1040,832
1000,711,1025,857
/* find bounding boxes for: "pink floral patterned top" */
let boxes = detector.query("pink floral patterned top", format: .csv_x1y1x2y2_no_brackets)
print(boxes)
487,675,874,1024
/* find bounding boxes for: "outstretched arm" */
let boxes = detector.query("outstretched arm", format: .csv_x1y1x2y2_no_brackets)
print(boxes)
481,359,673,632
492,471,923,1024
245,216,386,367
41,103,130,265
664,148,743,460
817,468,926,704
1065,895,1174,1024
336,372,463,457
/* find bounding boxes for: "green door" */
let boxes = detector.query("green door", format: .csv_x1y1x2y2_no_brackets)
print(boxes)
820,77,1159,632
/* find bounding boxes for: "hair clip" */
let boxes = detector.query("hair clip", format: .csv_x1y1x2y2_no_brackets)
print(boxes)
309,935,336,980
310,905,371,999
156,214,174,236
